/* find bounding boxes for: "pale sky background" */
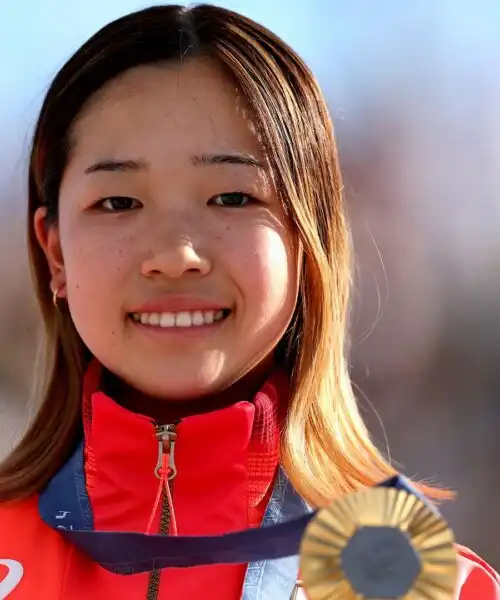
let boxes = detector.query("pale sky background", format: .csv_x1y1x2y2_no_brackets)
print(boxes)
1,1,499,199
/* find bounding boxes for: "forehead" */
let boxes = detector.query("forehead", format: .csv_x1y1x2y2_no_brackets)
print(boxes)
69,58,264,163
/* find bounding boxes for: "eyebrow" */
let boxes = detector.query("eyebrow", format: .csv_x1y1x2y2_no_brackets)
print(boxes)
192,153,263,169
84,158,147,174
84,153,263,174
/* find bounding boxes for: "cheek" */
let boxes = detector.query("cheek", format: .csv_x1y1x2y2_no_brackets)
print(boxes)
226,224,298,320
60,224,133,305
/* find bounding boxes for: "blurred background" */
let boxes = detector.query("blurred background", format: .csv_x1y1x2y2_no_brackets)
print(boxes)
1,0,499,567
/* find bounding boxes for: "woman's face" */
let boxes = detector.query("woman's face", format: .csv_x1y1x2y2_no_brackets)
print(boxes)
35,59,299,399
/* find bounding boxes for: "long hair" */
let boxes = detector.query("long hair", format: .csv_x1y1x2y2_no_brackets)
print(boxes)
0,4,450,504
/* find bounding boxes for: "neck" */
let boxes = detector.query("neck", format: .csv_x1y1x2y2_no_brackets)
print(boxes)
101,357,275,423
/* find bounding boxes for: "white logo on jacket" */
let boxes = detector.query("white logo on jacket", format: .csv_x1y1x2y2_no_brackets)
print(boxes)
0,560,23,599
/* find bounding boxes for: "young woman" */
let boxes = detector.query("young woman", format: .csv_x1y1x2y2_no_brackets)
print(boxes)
0,4,498,599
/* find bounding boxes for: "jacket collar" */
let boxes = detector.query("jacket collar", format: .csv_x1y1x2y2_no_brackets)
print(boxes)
42,359,288,535
38,361,307,600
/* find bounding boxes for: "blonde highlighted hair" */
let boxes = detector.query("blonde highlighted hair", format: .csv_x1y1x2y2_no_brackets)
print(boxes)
0,4,449,505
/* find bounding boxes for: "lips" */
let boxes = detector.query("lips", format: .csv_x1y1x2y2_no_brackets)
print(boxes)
128,295,231,314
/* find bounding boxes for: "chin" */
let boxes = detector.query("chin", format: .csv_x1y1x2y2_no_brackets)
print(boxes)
103,350,233,398
129,373,228,401
150,385,216,401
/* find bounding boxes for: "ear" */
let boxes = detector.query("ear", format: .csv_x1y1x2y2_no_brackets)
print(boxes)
33,207,67,299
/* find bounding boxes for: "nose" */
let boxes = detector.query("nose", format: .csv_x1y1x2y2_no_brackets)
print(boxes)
141,238,212,279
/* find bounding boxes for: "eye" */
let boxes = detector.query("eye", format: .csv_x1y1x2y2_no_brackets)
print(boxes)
97,196,142,212
209,192,254,208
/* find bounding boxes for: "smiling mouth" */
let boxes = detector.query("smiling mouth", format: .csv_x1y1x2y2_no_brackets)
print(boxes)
129,309,232,329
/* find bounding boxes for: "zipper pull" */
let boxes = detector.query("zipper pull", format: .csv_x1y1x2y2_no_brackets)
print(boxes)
147,423,179,536
154,424,178,480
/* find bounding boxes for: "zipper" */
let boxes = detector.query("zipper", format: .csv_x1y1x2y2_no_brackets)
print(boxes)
153,424,178,482
146,423,179,600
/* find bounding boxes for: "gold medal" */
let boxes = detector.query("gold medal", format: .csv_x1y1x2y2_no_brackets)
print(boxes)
299,487,458,600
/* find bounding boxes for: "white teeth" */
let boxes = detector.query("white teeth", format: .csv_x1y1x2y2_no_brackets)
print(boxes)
192,311,204,326
148,313,161,326
175,312,192,327
131,309,228,328
160,312,175,327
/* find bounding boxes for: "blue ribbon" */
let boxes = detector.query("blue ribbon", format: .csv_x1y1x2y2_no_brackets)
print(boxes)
41,465,431,576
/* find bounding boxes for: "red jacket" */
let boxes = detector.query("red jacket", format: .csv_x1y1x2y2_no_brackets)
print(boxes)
0,366,498,599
